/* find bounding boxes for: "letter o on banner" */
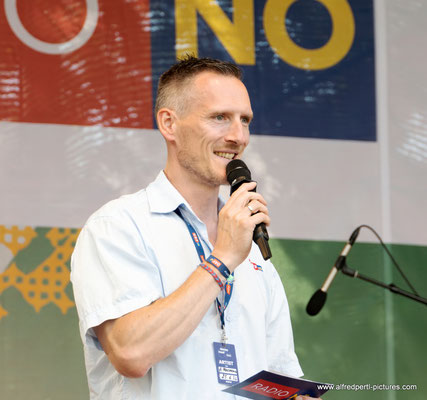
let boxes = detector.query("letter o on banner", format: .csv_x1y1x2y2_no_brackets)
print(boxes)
4,0,99,55
263,0,355,70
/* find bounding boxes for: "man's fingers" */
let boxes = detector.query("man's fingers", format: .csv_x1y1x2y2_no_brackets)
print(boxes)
231,180,256,195
250,212,270,227
230,181,268,206
246,200,268,216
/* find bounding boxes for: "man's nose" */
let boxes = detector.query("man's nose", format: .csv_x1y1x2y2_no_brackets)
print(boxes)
225,118,249,145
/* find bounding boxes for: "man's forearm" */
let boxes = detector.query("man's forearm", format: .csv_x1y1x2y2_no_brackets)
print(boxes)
94,265,222,377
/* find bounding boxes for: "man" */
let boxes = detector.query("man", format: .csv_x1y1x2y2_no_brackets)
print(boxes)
71,56,318,399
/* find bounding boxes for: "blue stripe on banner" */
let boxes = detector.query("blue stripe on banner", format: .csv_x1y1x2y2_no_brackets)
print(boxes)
150,0,376,141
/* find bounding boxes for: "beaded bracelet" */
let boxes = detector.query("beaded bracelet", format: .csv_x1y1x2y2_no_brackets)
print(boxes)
206,255,232,281
199,261,224,290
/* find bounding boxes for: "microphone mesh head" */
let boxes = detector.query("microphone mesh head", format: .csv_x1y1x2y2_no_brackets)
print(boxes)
226,159,251,184
306,290,327,316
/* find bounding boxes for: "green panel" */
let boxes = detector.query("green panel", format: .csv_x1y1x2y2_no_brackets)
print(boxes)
270,239,427,400
1,230,425,399
0,292,88,399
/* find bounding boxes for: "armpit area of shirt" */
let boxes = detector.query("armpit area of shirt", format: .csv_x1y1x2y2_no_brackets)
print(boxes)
81,290,161,346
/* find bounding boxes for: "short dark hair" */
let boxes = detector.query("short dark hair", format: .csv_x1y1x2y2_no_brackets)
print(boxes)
155,55,242,116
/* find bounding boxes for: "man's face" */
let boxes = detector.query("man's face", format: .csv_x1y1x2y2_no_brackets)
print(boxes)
173,71,253,187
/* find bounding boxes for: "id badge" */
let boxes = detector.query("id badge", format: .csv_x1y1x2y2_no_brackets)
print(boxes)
213,342,240,385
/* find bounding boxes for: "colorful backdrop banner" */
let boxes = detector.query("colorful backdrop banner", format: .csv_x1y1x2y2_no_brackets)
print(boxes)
1,1,426,400
0,0,375,140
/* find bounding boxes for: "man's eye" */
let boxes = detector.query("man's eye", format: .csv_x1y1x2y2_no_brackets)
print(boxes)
241,117,250,124
215,114,225,121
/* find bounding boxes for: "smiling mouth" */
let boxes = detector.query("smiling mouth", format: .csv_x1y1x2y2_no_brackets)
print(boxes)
214,151,236,160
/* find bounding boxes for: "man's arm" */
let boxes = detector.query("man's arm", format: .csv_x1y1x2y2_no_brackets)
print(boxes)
93,181,269,377
94,265,221,377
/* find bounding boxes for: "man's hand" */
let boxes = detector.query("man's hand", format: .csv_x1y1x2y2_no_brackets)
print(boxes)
295,396,323,400
211,181,270,271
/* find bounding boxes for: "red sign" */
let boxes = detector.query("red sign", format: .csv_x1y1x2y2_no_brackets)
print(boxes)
0,0,153,128
242,378,300,399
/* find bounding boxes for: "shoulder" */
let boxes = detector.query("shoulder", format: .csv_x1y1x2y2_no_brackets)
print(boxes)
74,189,152,257
88,189,149,223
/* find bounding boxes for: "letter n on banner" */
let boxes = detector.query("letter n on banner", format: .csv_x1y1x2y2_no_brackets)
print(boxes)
175,0,255,65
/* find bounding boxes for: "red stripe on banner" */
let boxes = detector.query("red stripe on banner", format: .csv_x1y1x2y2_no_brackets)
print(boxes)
0,0,153,129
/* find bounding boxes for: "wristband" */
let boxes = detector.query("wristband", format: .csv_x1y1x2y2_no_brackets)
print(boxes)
199,262,224,290
207,255,232,281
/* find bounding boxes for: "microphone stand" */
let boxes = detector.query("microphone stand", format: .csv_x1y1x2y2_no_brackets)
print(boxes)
341,264,427,306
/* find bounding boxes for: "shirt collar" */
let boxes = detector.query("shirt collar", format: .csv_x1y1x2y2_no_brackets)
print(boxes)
146,170,226,215
146,171,188,214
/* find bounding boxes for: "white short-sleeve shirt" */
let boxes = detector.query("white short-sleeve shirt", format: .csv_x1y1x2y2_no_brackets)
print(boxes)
71,171,303,399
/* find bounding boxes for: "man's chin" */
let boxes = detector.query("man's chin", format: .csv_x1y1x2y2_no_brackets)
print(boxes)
214,171,228,187
203,165,227,187
206,178,227,188
205,173,227,188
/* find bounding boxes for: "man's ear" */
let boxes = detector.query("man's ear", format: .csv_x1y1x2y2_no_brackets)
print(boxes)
157,108,178,143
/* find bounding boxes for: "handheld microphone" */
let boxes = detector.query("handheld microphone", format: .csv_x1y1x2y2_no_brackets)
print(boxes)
226,159,272,260
306,227,360,316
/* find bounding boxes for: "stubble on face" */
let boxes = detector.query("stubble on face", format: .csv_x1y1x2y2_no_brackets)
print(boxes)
172,72,251,188
176,126,226,188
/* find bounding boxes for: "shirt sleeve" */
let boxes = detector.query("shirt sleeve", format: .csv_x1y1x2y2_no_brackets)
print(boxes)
265,266,304,378
71,214,163,345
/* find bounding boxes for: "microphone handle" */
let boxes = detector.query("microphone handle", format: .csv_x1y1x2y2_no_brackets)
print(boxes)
320,265,339,292
253,223,272,260
320,235,356,290
230,177,272,260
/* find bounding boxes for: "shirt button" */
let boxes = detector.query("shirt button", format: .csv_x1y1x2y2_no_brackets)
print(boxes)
226,314,233,322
